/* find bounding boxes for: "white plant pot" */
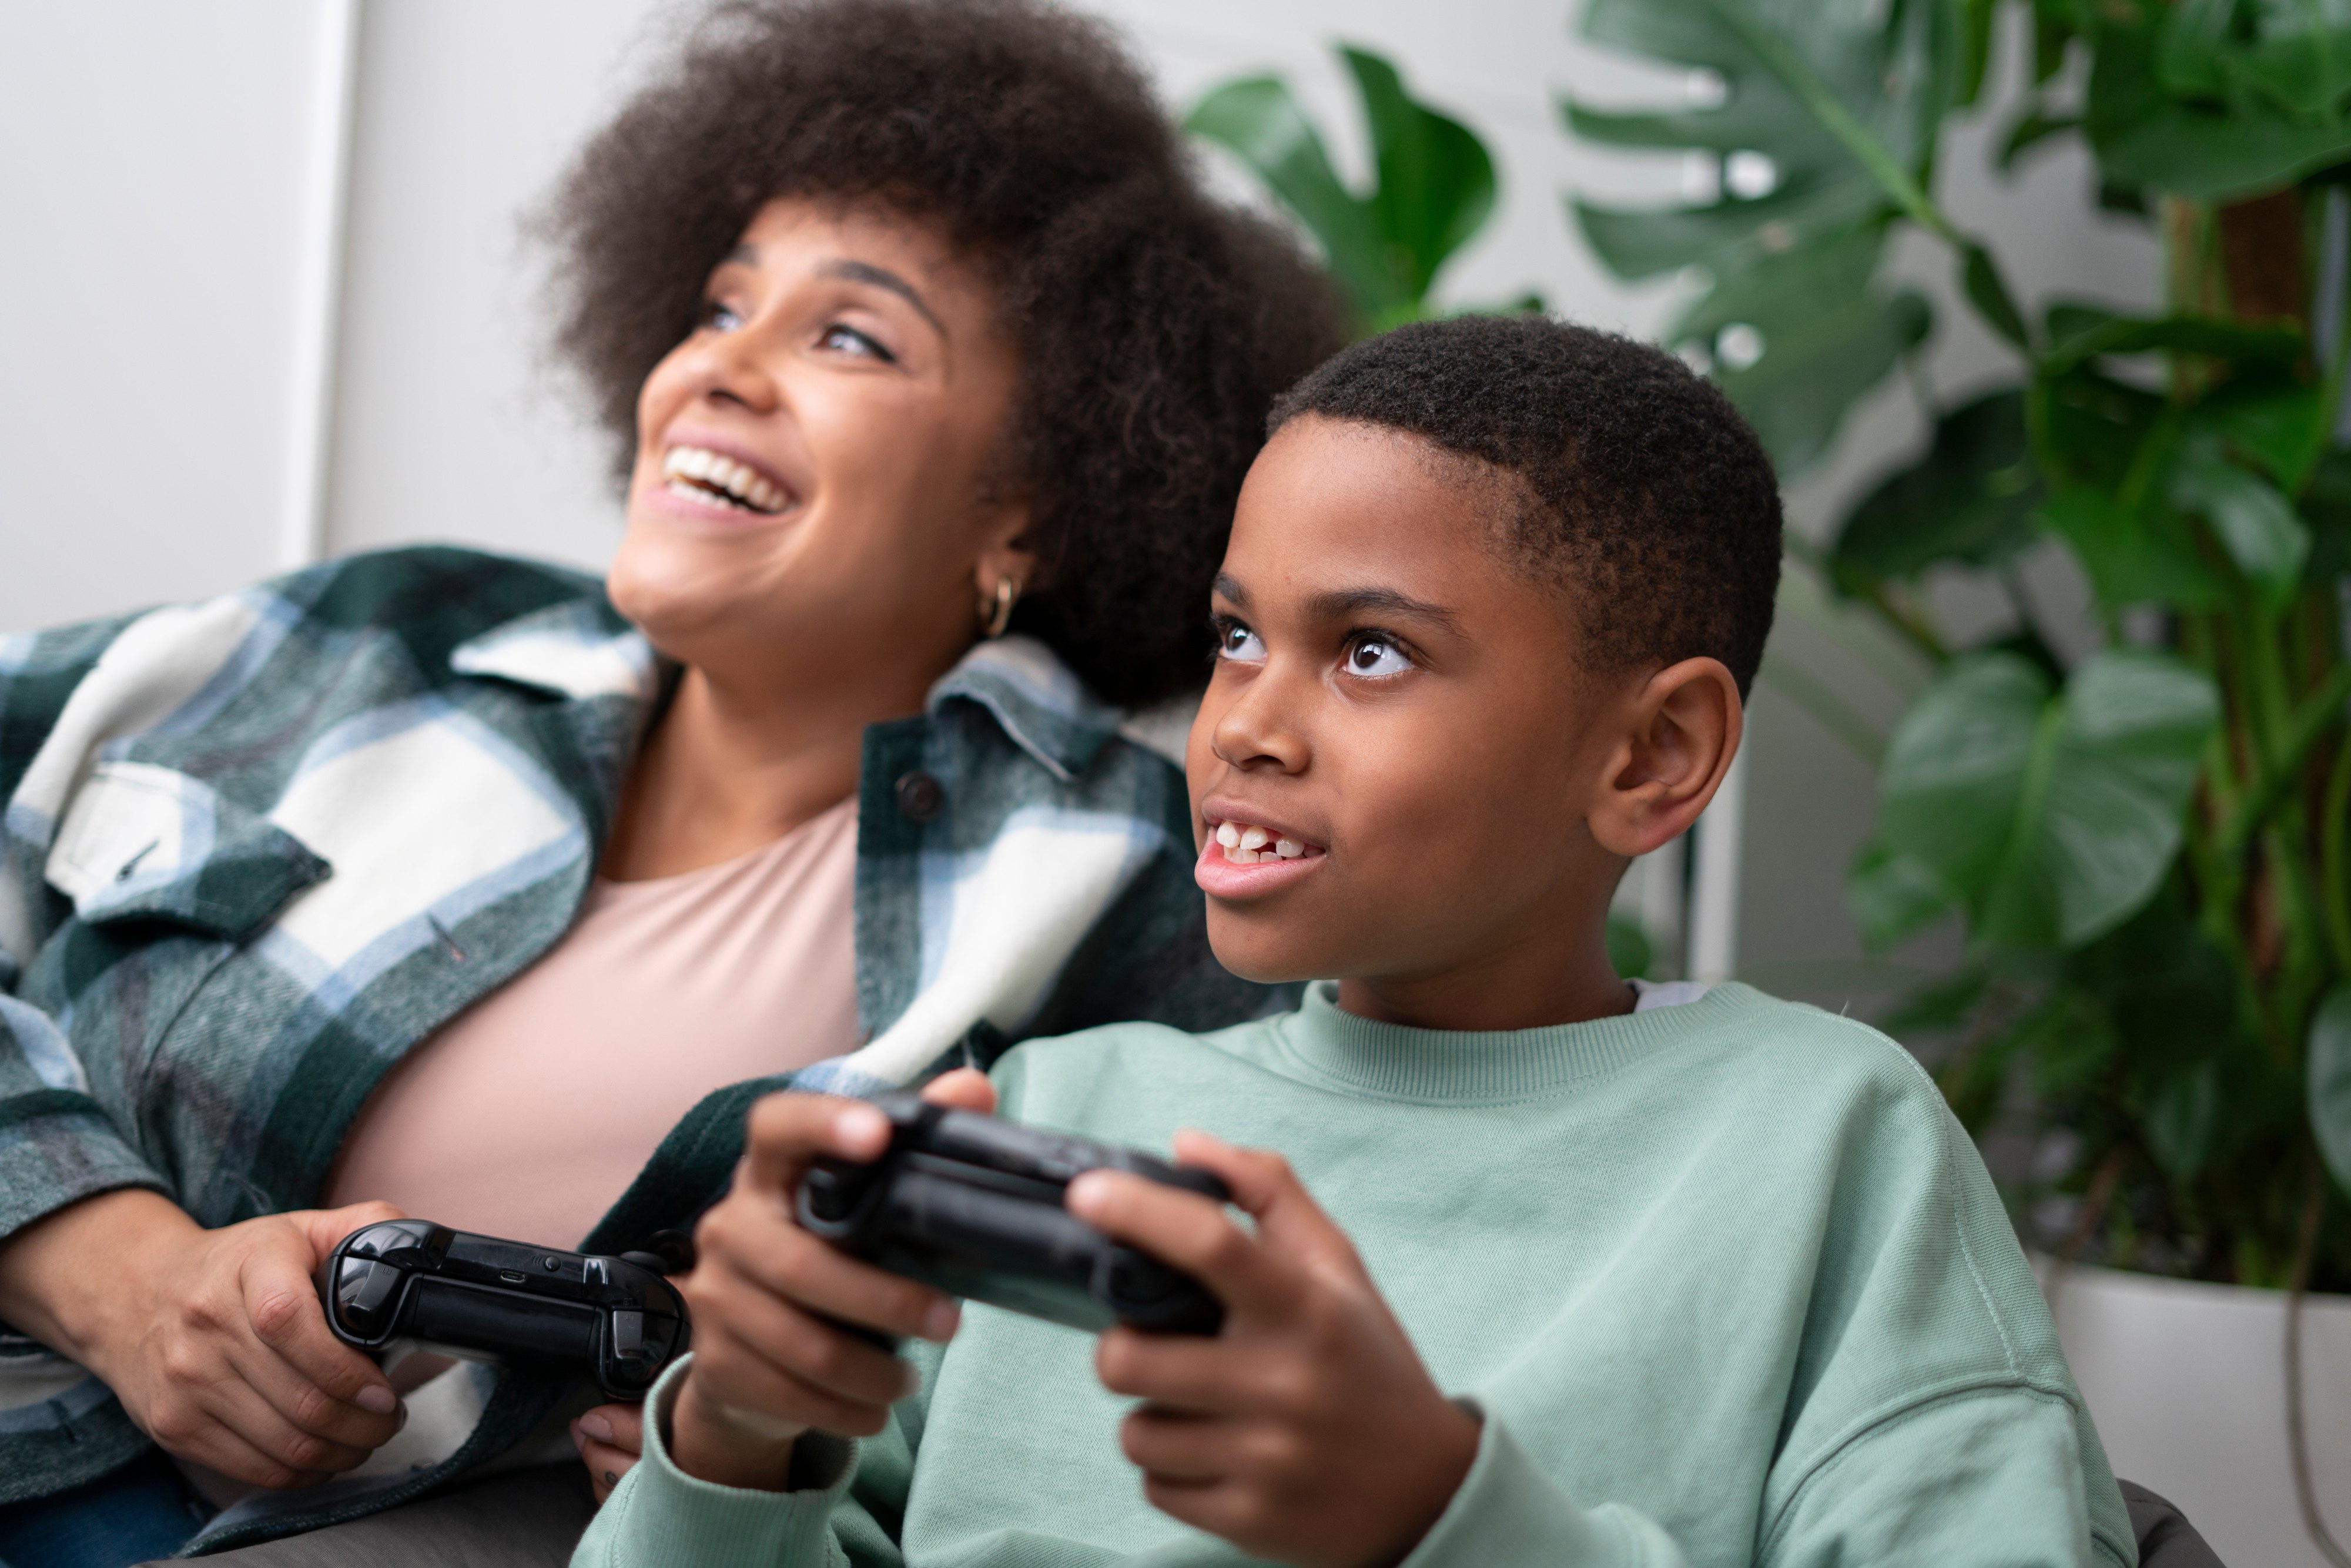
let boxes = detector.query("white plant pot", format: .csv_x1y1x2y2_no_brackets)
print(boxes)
2041,1258,2351,1567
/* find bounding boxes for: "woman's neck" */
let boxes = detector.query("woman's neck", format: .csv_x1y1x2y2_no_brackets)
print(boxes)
600,661,926,882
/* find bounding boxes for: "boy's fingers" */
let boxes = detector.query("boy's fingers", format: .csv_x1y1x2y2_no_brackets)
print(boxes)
689,1258,916,1408
1094,1327,1271,1412
1119,1403,1235,1480
741,1092,891,1192
717,1211,959,1344
1170,1132,1362,1277
920,1068,996,1115
1067,1171,1290,1321
296,1201,407,1263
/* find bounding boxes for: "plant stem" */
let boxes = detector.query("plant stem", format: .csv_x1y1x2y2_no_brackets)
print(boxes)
2221,662,2351,852
2325,729,2351,975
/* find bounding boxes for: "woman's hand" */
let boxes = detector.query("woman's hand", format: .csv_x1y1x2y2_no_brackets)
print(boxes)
661,1069,996,1492
1069,1134,1481,1568
0,1189,408,1489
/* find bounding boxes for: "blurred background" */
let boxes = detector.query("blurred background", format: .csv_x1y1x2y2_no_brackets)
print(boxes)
6,3,2348,1563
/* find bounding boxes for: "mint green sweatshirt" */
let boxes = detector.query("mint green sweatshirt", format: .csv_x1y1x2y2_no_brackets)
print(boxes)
574,983,2135,1568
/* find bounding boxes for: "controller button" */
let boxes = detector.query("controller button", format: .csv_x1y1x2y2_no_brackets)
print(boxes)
543,1257,560,1271
611,1311,646,1360
893,770,945,822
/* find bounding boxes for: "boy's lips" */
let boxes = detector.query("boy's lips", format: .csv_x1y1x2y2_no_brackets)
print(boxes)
1193,803,1326,899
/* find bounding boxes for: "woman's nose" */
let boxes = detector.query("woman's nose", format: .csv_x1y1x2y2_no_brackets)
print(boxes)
677,322,782,413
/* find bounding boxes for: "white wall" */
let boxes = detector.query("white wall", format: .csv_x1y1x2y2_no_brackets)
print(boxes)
0,0,2158,997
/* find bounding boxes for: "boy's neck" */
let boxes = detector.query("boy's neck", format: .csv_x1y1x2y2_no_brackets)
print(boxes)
1334,933,1635,1033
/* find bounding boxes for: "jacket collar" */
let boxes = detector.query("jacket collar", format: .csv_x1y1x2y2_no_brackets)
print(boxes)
453,609,1119,780
925,635,1120,782
447,599,659,705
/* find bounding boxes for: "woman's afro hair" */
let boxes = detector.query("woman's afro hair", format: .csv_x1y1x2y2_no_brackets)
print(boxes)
1271,316,1783,696
541,0,1348,708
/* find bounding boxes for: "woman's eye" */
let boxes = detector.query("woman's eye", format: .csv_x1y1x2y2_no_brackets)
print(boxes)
701,300,744,333
1216,622,1266,663
1344,637,1412,678
819,323,895,362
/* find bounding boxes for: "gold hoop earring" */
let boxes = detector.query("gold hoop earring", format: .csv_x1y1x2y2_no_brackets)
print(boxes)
980,575,1020,639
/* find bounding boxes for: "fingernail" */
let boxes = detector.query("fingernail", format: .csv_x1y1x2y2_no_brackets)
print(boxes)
570,1420,585,1453
922,1299,961,1342
1066,1172,1104,1216
839,1105,888,1147
580,1412,615,1444
356,1385,397,1415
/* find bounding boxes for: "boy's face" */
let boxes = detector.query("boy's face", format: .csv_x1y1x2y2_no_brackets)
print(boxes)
1186,417,1631,994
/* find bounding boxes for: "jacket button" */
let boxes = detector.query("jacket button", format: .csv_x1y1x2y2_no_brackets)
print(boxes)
895,770,945,823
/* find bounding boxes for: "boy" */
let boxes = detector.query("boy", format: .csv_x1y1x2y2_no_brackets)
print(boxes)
572,318,2135,1567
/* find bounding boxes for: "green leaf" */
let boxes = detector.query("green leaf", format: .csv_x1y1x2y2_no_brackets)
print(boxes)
1999,108,2082,169
1833,388,2044,582
1876,653,2052,909
1341,46,1497,301
2146,1061,2220,1183
2025,651,2223,946
1606,914,1654,980
2041,487,2231,609
1187,78,1394,321
2197,373,2327,491
1866,650,2221,953
1712,291,1931,472
2089,14,2351,199
2309,984,2351,1197
2168,437,2314,609
1848,841,1961,950
1962,243,2031,349
2040,307,2307,377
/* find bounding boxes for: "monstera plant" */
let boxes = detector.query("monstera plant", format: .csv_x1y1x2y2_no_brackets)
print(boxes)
1188,46,1537,334
1569,0,2351,1331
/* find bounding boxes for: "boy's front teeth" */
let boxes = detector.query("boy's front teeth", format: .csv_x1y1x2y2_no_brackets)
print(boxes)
1213,821,1305,864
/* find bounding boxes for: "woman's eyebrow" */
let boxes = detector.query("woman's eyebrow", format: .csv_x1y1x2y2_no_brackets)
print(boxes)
818,259,946,335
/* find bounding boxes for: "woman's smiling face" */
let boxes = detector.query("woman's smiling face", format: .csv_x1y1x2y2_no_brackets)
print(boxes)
611,197,1030,694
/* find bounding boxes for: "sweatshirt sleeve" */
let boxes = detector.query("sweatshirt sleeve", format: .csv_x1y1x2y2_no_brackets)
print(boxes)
1401,1413,1693,1568
1759,1386,2132,1568
572,1355,920,1568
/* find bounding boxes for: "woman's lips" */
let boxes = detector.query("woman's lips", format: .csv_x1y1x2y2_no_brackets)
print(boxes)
1193,825,1326,899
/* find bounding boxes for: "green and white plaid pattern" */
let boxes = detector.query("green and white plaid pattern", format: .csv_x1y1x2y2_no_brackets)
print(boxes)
0,548,1274,1542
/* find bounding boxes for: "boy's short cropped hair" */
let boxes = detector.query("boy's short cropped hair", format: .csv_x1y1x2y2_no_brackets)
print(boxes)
1268,315,1783,696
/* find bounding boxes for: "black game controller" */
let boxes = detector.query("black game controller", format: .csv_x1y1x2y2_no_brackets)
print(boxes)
794,1093,1228,1336
318,1219,690,1401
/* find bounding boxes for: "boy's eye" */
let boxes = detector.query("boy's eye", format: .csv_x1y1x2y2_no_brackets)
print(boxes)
1344,637,1412,678
1215,622,1266,663
701,300,744,333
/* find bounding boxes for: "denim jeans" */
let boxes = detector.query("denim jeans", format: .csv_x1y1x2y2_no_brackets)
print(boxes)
0,1452,209,1568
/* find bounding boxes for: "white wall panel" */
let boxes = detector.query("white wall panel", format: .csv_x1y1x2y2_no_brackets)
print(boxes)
0,1,321,632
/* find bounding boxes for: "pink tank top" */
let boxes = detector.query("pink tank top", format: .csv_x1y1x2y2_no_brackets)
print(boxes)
326,796,862,1247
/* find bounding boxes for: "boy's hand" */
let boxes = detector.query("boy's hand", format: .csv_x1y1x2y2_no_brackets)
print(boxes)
661,1070,993,1492
1069,1134,1479,1568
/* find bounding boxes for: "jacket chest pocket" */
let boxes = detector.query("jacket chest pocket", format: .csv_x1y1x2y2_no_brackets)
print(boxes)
46,762,330,940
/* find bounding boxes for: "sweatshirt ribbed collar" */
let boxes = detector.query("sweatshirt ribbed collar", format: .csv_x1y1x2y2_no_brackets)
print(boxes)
1265,980,1761,1104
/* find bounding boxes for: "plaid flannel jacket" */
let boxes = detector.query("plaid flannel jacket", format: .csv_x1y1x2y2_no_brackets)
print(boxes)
0,547,1275,1544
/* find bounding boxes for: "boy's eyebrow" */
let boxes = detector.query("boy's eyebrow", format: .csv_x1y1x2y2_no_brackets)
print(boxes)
1305,585,1462,634
1211,572,1248,608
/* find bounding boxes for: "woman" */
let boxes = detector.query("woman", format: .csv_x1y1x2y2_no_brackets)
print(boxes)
0,1,1342,1561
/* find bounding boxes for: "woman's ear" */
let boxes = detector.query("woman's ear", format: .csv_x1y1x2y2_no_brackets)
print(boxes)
1585,657,1743,860
970,498,1038,608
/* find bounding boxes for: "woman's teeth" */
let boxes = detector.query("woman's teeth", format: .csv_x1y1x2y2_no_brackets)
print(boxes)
1213,820,1306,865
661,446,789,514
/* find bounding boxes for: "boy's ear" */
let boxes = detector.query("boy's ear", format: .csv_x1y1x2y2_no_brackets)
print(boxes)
1585,657,1743,860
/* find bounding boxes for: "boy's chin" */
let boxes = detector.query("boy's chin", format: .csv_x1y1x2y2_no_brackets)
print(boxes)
1203,912,1346,987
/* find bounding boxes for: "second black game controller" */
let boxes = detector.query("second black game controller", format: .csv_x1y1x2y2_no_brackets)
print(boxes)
795,1093,1228,1336
318,1219,690,1401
